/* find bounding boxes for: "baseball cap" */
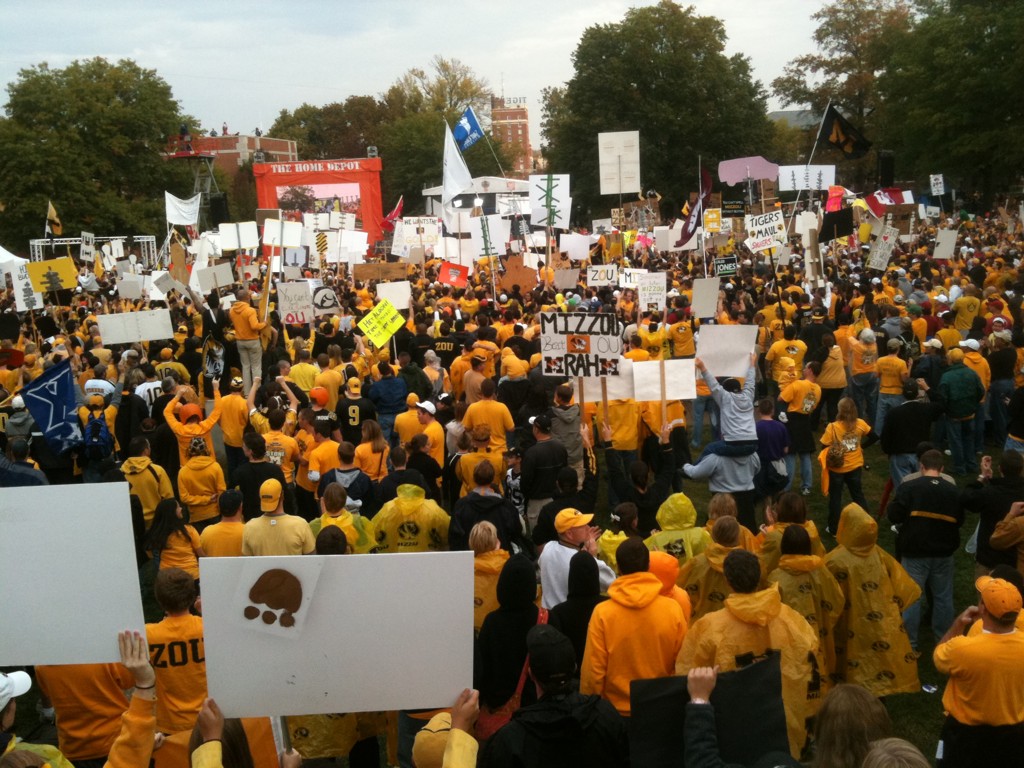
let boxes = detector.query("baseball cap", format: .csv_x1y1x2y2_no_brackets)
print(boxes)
527,625,577,688
416,401,436,415
959,339,981,351
180,403,203,423
936,294,950,303
11,395,24,410
309,387,329,407
0,671,31,711
976,576,1023,620
346,378,362,394
406,393,420,406
529,414,553,432
871,277,881,285
411,712,452,768
924,338,944,349
260,479,283,513
555,508,594,533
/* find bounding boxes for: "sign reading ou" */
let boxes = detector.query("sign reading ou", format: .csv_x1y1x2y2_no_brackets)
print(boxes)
282,310,310,325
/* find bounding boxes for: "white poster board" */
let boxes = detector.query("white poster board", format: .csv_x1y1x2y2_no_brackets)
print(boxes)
744,210,786,253
0,484,146,665
529,174,571,229
262,220,303,249
219,222,260,251
586,264,617,287
196,263,236,293
97,309,174,344
12,263,43,312
620,268,648,290
200,553,473,716
636,272,667,313
691,277,720,319
277,282,314,325
539,311,622,377
777,165,836,192
559,232,590,262
581,356,634,401
930,174,945,196
553,269,579,291
867,226,900,271
468,215,511,258
695,325,758,378
116,275,143,300
375,280,412,309
631,359,697,401
933,228,957,260
598,131,641,196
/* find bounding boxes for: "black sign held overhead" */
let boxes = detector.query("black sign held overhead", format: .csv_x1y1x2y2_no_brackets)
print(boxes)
819,207,855,244
715,255,739,276
722,199,745,217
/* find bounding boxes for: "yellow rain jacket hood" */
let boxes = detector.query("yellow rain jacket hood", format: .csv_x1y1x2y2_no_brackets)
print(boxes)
646,493,711,563
372,484,450,552
677,542,747,620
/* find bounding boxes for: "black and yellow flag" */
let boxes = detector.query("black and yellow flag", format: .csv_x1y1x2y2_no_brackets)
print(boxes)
45,200,63,236
818,105,872,159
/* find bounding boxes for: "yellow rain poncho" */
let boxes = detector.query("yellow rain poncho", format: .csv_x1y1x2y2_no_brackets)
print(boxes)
824,504,921,696
677,584,820,758
309,510,377,554
645,493,711,564
371,484,450,553
474,548,509,634
767,554,844,700
676,542,747,620
757,521,827,575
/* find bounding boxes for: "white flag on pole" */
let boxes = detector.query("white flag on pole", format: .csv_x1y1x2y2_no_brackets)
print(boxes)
442,123,473,208
165,191,202,226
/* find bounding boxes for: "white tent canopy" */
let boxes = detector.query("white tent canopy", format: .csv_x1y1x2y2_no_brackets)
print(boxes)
0,244,27,272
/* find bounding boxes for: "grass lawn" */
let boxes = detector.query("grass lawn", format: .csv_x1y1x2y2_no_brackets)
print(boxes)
10,435,996,767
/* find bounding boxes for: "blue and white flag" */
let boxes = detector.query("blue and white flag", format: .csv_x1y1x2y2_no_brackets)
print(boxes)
21,359,83,455
453,107,484,151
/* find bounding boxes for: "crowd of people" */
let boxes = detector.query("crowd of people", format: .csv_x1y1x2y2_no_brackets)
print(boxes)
2,205,1024,767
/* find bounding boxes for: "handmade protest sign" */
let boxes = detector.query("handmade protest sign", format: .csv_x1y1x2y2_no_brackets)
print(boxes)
553,269,579,291
277,282,314,325
311,286,340,317
867,226,900,271
582,356,634,401
598,131,641,196
744,210,786,253
116,276,143,300
98,309,174,344
200,552,473,717
690,278,720,319
695,325,758,378
375,280,412,309
26,257,77,292
357,298,405,348
587,264,617,287
636,272,666,313
932,229,957,260
559,232,590,262
777,165,836,192
539,312,622,377
620,268,648,289
0,484,146,665
631,359,697,401
12,264,43,312
529,173,571,228
930,174,945,196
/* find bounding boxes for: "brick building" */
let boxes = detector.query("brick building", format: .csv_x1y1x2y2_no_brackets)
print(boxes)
190,134,298,177
490,97,533,178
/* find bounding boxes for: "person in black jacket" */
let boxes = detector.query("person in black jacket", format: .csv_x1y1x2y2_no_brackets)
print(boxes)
604,420,673,537
548,551,608,672
887,449,965,651
521,414,568,532
880,379,945,486
376,445,429,505
450,461,523,553
534,449,599,547
232,432,293,520
481,624,628,768
961,449,1024,575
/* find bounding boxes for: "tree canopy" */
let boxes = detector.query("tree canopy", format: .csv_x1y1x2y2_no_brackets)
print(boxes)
0,58,191,249
541,0,772,220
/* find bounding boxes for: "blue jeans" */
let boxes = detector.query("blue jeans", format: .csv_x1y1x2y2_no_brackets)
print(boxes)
1005,435,1024,454
785,452,813,491
889,453,919,486
850,373,879,427
379,412,398,446
901,555,955,650
947,417,977,475
990,379,1014,448
690,395,719,448
875,393,904,438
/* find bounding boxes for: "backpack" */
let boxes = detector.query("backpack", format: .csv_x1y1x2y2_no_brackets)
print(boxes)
825,424,847,470
84,412,114,460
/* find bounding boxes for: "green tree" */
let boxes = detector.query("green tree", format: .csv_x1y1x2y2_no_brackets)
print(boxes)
771,0,912,185
541,0,772,220
0,58,191,250
877,0,1024,197
269,96,388,160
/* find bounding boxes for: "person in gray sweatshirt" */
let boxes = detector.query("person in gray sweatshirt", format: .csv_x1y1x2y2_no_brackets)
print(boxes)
695,352,758,460
548,383,583,485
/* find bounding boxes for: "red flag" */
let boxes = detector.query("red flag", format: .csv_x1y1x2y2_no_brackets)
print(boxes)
438,261,469,288
864,188,912,219
382,196,404,232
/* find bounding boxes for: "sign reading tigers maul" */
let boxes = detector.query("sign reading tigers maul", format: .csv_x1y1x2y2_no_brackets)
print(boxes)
539,312,622,377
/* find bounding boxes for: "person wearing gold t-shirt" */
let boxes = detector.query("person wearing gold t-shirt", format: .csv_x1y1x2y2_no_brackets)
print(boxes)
874,339,909,436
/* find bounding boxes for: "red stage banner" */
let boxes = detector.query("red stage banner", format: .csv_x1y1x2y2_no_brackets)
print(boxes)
252,159,384,245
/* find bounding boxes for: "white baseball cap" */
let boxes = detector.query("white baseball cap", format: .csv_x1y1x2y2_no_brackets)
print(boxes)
959,339,981,351
415,401,437,415
0,671,31,711
924,339,944,349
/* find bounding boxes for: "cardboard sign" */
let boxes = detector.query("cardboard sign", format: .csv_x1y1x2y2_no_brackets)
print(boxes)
559,232,590,262
0,484,146,665
353,262,407,282
631,359,697,401
581,356,634,401
587,264,618,287
744,211,786,253
357,299,405,347
220,222,260,251
529,174,571,229
277,282,314,325
468,215,511,258
399,216,440,246
620,268,648,289
930,174,945,197
539,311,622,377
97,309,175,344
375,280,412,309
553,269,579,291
80,231,96,262
636,273,666,313
592,218,613,235
311,286,340,317
437,261,469,289
598,131,641,196
690,277,720,319
702,208,722,233
933,228,957,260
12,263,43,312
695,325,758,378
867,226,900,271
26,257,78,292
200,553,473,717
196,263,236,293
116,276,143,300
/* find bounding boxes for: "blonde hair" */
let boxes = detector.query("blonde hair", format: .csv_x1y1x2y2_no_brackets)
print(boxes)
707,492,737,520
361,419,387,453
836,397,859,428
468,521,499,556
860,739,929,768
813,685,891,768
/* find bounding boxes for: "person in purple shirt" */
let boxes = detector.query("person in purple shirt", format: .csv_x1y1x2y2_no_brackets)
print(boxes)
754,397,790,498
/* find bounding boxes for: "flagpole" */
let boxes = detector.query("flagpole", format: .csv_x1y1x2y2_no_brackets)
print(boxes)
698,156,708,279
785,98,832,237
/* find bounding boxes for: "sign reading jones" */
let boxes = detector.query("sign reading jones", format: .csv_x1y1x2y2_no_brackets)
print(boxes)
539,312,622,377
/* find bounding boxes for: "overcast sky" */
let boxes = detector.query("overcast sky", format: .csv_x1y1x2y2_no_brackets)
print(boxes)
0,0,822,146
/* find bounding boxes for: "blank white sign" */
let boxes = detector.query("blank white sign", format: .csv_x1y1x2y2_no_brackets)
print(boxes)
691,278,720,319
196,263,236,293
98,309,174,344
695,325,758,378
200,552,474,717
376,280,412,308
632,359,697,401
0,484,146,665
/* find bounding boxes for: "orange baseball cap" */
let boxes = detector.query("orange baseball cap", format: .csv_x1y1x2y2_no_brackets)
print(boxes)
179,403,203,423
977,576,1022,619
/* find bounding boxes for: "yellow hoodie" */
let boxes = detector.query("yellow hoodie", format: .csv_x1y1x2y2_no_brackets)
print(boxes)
824,504,921,697
678,584,819,758
120,456,174,525
757,521,826,575
372,484,450,553
229,300,265,340
473,549,509,634
178,455,227,523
